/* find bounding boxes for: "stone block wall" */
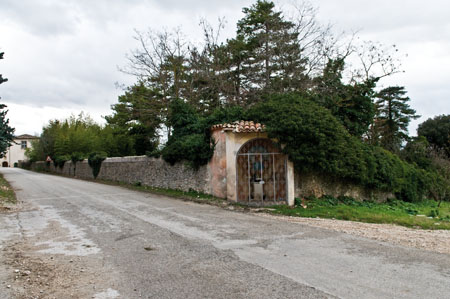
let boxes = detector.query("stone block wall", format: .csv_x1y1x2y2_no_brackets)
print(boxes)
30,156,214,195
295,172,393,202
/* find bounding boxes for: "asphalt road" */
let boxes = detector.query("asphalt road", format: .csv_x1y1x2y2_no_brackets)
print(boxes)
0,168,449,298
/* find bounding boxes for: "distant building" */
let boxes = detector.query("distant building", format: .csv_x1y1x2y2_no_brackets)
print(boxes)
2,134,39,167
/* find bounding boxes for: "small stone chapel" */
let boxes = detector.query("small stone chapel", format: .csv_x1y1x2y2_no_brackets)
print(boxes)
209,121,295,206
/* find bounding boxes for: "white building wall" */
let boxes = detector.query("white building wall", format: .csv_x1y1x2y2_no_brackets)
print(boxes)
2,137,37,167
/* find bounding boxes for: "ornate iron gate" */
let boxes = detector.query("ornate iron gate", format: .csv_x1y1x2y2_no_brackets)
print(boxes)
236,138,287,204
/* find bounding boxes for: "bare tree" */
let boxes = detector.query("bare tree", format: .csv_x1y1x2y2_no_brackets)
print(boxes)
351,40,405,82
120,28,190,137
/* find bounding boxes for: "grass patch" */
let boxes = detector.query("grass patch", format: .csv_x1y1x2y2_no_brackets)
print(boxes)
0,173,16,207
269,196,450,230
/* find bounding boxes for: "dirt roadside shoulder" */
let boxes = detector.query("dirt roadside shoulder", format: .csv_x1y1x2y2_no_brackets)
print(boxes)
258,213,450,255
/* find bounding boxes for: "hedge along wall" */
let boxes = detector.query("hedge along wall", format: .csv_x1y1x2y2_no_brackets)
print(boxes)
30,156,216,195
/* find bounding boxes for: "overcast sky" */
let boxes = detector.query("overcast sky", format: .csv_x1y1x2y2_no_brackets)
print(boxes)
0,0,449,136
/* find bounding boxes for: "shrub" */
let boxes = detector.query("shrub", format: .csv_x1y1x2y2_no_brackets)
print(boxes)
71,152,85,164
162,134,214,169
20,160,31,170
70,152,85,176
87,151,107,178
160,99,244,169
146,149,161,158
54,155,70,169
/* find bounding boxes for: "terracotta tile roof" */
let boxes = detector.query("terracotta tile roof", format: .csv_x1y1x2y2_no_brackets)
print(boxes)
15,134,39,139
211,121,266,133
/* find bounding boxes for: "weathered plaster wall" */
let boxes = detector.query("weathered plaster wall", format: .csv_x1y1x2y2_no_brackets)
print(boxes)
207,130,227,198
295,172,393,202
30,156,217,196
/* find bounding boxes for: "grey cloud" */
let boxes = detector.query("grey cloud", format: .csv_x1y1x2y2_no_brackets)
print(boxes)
0,0,449,136
316,0,450,36
0,0,82,36
151,0,253,13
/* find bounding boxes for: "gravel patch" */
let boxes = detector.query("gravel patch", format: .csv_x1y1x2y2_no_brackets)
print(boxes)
259,214,450,255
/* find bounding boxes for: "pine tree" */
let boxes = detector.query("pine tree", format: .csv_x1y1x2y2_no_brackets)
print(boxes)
236,0,307,104
375,86,419,152
0,104,15,157
105,82,161,154
0,52,14,157
0,52,7,85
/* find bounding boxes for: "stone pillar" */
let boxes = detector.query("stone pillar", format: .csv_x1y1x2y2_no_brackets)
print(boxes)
225,132,237,202
287,160,295,206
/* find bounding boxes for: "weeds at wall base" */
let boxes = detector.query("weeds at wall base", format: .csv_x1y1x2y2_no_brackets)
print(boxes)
0,173,17,208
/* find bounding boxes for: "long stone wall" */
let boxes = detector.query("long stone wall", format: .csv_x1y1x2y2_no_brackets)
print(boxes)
29,156,214,195
25,154,393,203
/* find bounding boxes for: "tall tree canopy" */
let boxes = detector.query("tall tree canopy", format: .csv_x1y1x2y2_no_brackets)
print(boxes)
312,58,376,137
373,86,419,152
417,114,450,157
105,81,160,154
0,104,15,157
0,52,7,85
120,0,406,142
27,113,144,162
0,52,14,157
235,0,307,103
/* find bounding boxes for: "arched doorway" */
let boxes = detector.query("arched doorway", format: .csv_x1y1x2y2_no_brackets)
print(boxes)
236,138,287,204
2,161,8,167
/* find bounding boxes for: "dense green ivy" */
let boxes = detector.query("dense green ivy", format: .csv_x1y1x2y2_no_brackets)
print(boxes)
248,93,442,202
161,99,245,169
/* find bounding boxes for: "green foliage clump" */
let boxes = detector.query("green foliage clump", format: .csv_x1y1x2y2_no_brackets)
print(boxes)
88,151,107,179
70,152,85,164
401,136,432,170
312,59,376,137
26,113,150,163
54,155,70,169
248,93,367,179
163,134,213,169
70,152,85,176
146,149,161,158
248,93,437,202
161,100,213,169
105,82,160,156
161,99,246,169
417,114,450,157
373,86,419,152
0,104,15,157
